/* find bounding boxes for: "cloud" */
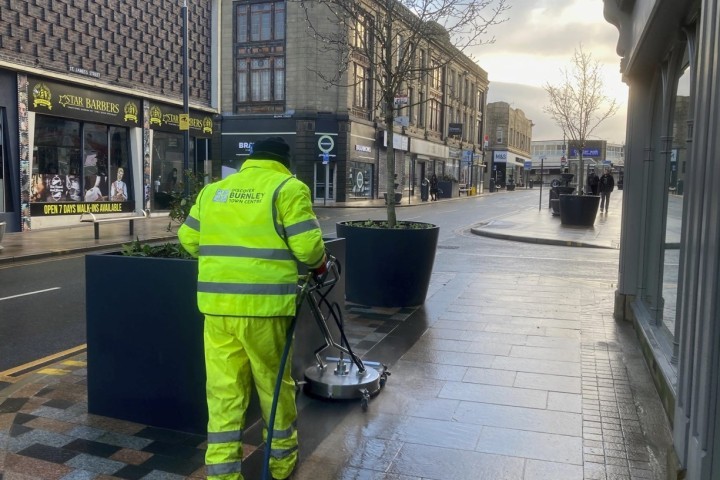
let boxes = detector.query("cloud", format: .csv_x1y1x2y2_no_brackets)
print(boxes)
487,82,627,144
468,0,627,143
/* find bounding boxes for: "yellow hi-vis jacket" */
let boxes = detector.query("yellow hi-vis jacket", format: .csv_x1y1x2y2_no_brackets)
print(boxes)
178,159,326,317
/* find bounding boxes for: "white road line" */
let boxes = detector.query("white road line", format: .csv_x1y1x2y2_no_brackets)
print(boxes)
0,287,61,302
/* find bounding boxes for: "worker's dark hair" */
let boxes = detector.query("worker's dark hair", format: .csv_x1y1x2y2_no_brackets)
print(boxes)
248,137,291,167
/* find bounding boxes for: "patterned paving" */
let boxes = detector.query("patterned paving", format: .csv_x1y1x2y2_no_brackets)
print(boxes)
0,304,415,479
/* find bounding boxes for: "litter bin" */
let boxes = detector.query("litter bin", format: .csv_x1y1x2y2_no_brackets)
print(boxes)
420,179,429,201
677,180,683,195
489,178,496,192
529,180,533,189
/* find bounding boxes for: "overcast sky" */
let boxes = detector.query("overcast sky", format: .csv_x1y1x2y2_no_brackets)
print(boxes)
469,0,628,144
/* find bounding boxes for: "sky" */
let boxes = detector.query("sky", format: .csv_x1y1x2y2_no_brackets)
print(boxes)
469,0,628,144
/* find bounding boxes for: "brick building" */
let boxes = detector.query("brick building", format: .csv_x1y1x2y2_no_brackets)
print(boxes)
0,0,218,231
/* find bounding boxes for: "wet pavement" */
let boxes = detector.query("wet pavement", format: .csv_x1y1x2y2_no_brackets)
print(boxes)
0,189,674,479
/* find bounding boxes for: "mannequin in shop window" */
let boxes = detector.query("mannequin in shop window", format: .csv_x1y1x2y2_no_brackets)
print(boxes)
111,167,128,201
165,168,179,192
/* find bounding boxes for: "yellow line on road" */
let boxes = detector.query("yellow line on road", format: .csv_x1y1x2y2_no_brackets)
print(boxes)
0,344,87,378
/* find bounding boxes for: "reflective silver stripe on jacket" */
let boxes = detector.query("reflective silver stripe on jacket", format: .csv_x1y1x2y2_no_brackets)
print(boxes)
271,445,298,459
273,178,294,239
284,218,320,238
207,461,242,476
198,282,297,295
264,421,296,439
199,245,294,261
184,215,200,231
207,429,243,444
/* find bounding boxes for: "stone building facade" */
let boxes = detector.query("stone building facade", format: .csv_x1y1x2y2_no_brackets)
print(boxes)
219,0,489,203
604,0,720,477
484,101,533,189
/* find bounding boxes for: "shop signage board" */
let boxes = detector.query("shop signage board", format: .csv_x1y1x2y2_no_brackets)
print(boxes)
30,200,135,216
448,123,463,136
393,95,408,106
570,148,600,157
28,76,140,127
148,102,213,138
493,151,508,163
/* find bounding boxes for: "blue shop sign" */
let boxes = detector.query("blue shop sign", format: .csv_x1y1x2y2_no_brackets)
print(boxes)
570,148,600,157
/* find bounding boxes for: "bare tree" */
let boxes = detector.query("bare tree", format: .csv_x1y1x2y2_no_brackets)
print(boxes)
298,0,509,226
544,45,619,194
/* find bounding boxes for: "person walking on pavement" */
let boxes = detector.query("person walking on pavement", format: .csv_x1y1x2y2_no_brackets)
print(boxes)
599,167,615,212
587,170,600,195
429,173,439,201
179,137,327,480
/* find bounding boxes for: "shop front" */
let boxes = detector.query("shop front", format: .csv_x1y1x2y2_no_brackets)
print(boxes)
347,123,376,201
0,69,21,230
220,115,345,203
491,150,507,188
410,137,448,200
146,102,214,211
24,76,142,230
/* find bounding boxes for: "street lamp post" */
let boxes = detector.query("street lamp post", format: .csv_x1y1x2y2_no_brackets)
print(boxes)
181,0,190,183
539,157,544,211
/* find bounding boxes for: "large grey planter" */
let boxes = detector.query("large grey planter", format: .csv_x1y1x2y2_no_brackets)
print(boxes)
336,221,439,307
559,194,600,226
86,237,345,434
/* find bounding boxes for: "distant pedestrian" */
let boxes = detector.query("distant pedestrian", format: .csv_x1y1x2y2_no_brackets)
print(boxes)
430,173,438,201
587,170,599,195
599,168,615,212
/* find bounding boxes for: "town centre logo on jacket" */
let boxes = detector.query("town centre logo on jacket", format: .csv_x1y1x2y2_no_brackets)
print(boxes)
213,188,265,204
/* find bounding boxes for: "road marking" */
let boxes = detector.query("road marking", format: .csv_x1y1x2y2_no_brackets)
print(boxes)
0,287,61,301
0,344,87,379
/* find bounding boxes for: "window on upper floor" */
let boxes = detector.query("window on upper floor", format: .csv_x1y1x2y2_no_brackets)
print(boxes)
237,57,285,102
430,59,441,90
236,2,285,42
429,99,441,131
235,2,286,106
352,17,369,49
353,63,369,109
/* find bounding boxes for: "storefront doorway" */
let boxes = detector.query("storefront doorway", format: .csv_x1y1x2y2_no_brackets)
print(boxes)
314,162,335,202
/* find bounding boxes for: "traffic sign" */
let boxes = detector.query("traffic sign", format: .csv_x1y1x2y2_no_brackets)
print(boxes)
317,135,334,153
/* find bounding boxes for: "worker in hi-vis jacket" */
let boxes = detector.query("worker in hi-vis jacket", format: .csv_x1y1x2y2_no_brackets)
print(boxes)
179,137,326,480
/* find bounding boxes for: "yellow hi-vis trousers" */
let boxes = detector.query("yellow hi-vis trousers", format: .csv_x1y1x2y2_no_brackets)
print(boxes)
204,315,298,480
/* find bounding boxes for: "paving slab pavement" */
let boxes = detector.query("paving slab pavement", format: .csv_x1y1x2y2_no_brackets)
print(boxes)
0,189,674,480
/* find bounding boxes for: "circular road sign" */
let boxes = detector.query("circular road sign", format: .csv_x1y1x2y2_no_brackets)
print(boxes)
318,135,335,153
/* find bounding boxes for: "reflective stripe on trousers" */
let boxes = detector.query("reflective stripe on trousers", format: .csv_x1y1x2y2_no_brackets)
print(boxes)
204,315,298,480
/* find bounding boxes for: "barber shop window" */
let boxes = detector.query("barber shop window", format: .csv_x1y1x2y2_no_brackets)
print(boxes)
30,116,132,204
